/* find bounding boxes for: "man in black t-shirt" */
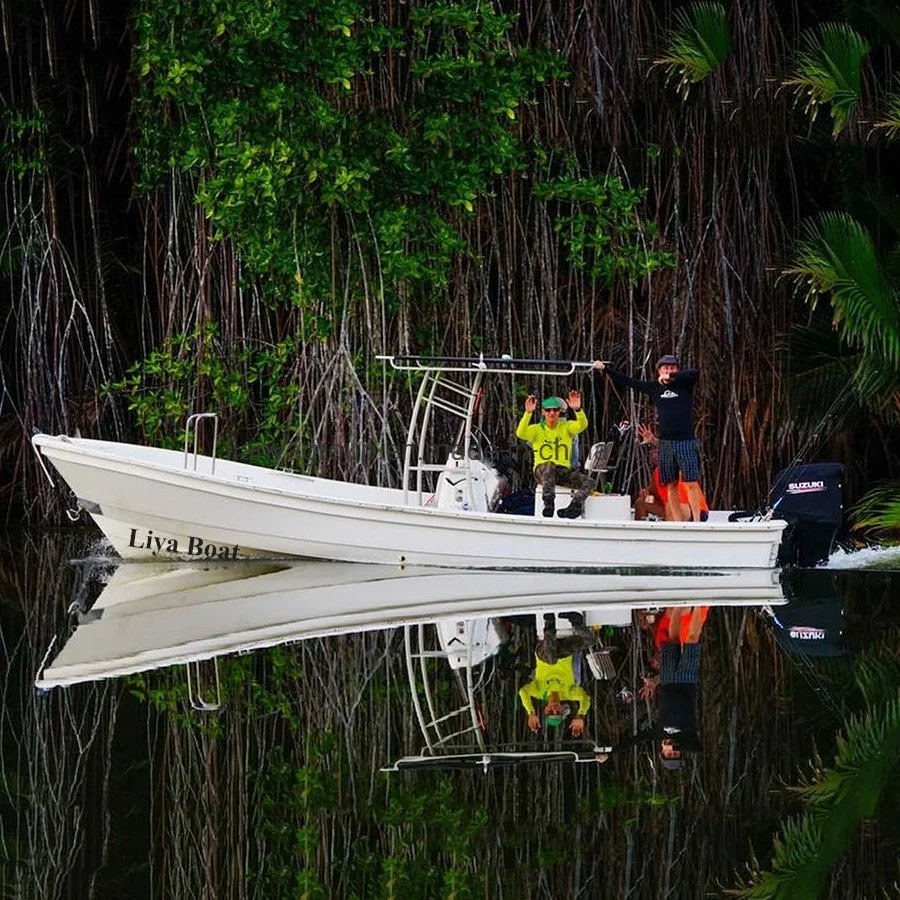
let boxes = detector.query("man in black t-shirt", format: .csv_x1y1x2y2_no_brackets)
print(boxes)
592,355,703,522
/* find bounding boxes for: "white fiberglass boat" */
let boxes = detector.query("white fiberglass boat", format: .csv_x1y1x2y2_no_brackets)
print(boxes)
33,355,788,570
35,561,785,689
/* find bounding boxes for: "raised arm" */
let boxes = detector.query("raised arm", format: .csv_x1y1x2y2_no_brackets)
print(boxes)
566,390,588,434
670,368,699,386
592,360,654,394
516,395,538,441
569,684,591,717
518,680,539,714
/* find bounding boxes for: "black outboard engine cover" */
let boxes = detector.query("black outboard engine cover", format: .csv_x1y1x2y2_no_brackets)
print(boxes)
771,463,844,567
773,570,845,657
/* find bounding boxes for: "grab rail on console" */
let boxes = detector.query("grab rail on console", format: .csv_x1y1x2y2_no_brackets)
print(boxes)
183,413,219,475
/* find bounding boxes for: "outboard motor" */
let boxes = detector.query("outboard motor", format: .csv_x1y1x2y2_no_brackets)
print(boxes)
770,463,844,567
772,570,846,658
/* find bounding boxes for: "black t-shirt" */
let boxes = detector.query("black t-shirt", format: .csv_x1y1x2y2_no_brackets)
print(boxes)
659,683,698,733
606,683,701,754
601,368,699,441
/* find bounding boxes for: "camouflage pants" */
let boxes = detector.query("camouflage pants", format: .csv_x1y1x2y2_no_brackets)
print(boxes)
536,625,596,665
534,464,594,505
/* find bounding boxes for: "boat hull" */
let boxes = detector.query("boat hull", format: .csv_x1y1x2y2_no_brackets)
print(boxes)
34,435,786,569
37,562,785,687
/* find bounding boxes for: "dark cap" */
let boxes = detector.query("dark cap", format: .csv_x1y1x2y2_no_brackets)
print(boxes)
656,354,679,368
661,757,683,770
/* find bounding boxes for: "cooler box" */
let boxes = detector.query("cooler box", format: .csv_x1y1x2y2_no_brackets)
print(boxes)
534,486,632,521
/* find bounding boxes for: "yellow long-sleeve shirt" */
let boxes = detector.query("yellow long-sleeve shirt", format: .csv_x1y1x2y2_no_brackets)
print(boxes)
516,409,587,469
518,655,592,716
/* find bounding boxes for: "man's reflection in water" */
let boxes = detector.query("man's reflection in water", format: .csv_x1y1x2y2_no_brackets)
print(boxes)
597,606,708,768
519,613,597,738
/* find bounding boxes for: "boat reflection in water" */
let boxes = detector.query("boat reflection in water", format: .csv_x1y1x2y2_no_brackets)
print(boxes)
37,561,789,771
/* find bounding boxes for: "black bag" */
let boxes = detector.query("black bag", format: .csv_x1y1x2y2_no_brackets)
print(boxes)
495,490,535,516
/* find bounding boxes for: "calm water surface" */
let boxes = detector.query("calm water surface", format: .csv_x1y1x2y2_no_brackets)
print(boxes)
1,529,898,899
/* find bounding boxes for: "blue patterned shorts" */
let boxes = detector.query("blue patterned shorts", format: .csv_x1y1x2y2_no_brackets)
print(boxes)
660,642,700,684
658,439,701,484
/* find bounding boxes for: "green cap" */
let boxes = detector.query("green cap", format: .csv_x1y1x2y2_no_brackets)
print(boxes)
541,397,564,410
545,714,565,726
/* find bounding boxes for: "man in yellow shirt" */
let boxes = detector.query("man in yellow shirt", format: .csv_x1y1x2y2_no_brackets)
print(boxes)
519,613,595,736
516,391,593,518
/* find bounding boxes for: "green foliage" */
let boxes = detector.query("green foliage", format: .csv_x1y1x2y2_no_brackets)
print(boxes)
379,857,412,900
784,212,900,413
654,2,732,97
534,172,675,287
253,743,336,898
106,323,303,466
122,649,495,896
590,778,680,811
124,670,199,730
0,107,50,178
785,212,900,534
873,84,900,140
727,635,900,899
851,483,900,532
784,23,870,136
131,0,568,306
380,775,488,860
441,868,476,900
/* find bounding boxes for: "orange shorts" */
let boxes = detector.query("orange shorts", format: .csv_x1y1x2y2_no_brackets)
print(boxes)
655,607,710,646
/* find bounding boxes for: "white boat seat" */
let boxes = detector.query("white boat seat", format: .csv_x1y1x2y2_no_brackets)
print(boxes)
584,441,616,475
536,613,617,681
585,648,616,680
533,486,633,521
536,484,577,502
537,610,629,636
537,611,577,638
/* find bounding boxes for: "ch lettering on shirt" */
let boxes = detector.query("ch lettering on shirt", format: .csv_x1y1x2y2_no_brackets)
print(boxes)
787,480,826,494
537,439,570,462
659,389,679,399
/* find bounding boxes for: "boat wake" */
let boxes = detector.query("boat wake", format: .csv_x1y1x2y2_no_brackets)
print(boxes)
823,544,900,570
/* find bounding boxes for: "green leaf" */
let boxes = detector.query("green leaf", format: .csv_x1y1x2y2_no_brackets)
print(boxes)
872,84,900,140
850,482,900,530
784,212,900,377
783,23,870,136
727,698,900,898
654,2,732,96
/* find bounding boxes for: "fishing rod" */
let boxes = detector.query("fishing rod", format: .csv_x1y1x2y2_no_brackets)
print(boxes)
764,381,855,517
756,606,847,721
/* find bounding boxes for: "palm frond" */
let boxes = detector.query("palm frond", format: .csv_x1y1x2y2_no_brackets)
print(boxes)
851,482,900,530
654,2,731,97
727,698,900,898
784,212,900,372
845,358,900,424
856,188,900,244
853,630,900,708
783,23,870,135
725,815,825,899
793,700,900,801
785,319,860,429
872,87,900,140
885,243,900,284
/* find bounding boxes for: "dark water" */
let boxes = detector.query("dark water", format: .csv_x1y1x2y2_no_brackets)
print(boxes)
1,529,898,899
